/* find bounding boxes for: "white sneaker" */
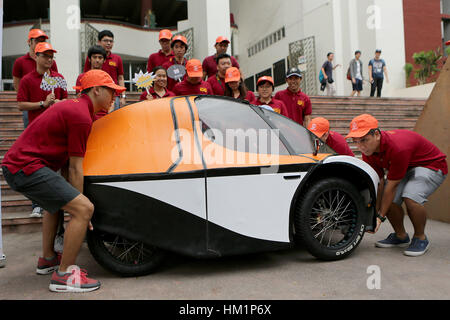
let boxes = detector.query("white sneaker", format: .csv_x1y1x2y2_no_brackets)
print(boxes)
30,207,43,218
54,235,64,253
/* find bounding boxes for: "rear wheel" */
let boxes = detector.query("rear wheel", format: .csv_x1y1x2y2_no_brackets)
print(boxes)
294,178,366,260
87,229,166,277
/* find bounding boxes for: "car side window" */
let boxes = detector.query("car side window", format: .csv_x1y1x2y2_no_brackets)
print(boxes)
196,97,290,155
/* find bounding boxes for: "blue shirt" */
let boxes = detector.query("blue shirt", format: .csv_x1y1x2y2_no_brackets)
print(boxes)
369,59,386,79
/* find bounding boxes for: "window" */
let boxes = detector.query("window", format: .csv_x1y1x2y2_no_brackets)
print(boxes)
245,76,255,92
256,68,272,81
196,97,289,155
259,109,335,155
273,59,286,87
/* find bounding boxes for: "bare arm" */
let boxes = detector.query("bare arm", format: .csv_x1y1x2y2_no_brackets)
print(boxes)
13,77,21,92
118,75,126,106
384,66,389,83
321,67,328,79
368,65,373,82
304,115,312,128
18,93,55,111
68,156,85,193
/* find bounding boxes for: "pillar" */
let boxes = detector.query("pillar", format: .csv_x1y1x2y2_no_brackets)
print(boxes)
50,0,81,90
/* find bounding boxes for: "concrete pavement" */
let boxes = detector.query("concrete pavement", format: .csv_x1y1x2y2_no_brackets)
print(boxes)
0,218,449,300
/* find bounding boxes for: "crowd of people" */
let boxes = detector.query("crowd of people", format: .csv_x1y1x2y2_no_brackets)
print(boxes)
320,49,389,97
1,27,446,293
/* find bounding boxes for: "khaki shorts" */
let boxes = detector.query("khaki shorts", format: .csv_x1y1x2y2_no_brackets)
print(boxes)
393,167,446,205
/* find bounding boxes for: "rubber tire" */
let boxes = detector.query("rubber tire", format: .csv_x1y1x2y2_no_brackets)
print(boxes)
294,177,366,261
87,229,166,277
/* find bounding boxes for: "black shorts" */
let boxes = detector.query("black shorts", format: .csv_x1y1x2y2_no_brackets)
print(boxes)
352,79,363,91
2,166,80,214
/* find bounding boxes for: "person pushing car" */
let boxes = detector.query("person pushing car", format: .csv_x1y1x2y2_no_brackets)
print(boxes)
2,70,126,292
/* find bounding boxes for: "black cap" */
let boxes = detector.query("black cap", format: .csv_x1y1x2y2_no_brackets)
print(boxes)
286,67,303,78
375,49,382,53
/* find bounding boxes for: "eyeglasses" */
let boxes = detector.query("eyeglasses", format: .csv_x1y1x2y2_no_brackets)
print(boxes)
352,136,370,145
37,53,54,60
101,39,114,43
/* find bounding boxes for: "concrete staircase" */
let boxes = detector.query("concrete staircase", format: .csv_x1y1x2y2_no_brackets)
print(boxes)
0,91,426,233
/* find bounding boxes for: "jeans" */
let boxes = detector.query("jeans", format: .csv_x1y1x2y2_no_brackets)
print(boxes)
370,78,384,97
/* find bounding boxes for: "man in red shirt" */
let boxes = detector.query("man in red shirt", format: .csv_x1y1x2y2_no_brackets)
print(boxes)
253,76,289,117
147,29,174,73
83,30,126,109
17,43,68,125
173,59,213,96
347,114,447,256
207,53,232,96
308,117,354,156
202,36,240,79
76,45,110,120
274,67,312,127
163,35,189,92
12,28,59,128
2,70,126,292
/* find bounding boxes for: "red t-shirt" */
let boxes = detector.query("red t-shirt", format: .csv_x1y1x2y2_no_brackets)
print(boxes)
83,52,124,84
2,94,95,175
202,54,240,79
17,70,68,124
362,130,448,180
326,131,354,157
173,79,213,96
147,50,174,73
139,87,175,100
163,57,188,92
253,98,289,117
12,53,58,78
207,74,226,96
274,89,312,125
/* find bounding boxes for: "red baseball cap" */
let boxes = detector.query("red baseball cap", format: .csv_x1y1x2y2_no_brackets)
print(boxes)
225,67,241,83
171,35,188,47
73,69,126,95
28,29,49,40
186,59,203,78
308,117,330,138
35,42,57,54
159,29,173,41
346,114,379,138
257,76,274,86
215,36,230,44
446,40,450,46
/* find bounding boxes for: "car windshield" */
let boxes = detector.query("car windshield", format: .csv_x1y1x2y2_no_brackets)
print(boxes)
258,108,335,155
195,96,290,155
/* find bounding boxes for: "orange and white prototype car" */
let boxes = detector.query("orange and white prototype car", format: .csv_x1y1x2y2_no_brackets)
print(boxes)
83,96,379,276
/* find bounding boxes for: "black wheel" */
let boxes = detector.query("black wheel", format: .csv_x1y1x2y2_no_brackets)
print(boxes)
294,177,366,260
87,229,166,277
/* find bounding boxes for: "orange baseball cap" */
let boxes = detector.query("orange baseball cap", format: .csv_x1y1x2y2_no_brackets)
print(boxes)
186,59,203,78
159,29,173,40
171,35,188,47
28,29,48,40
35,42,57,54
73,69,126,95
346,114,379,138
225,67,241,83
308,117,330,138
215,36,230,44
257,76,274,86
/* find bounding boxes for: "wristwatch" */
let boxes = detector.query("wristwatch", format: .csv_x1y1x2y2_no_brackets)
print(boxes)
39,101,44,109
121,93,126,99
376,212,386,222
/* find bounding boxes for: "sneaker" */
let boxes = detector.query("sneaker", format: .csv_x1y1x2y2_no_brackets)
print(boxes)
375,233,410,248
30,207,43,218
404,237,430,257
54,235,64,253
36,253,62,275
49,268,101,293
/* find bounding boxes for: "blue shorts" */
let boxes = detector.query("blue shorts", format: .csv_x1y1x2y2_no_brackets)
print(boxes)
352,79,363,91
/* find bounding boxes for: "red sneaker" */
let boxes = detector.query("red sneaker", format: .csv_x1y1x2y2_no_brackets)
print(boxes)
36,253,62,275
49,267,101,293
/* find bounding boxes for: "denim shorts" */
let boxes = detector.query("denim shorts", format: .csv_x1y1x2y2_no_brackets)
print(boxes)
393,167,447,205
352,79,363,91
2,166,80,214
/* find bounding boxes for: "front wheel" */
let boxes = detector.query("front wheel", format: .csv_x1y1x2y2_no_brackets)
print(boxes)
87,229,166,277
294,178,366,260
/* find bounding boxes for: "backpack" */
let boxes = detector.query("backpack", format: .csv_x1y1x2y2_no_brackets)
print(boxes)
319,70,324,83
346,66,351,80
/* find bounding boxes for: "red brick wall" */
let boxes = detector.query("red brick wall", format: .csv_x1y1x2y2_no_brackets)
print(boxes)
403,0,443,85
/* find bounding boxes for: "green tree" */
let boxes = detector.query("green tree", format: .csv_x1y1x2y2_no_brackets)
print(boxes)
412,47,443,85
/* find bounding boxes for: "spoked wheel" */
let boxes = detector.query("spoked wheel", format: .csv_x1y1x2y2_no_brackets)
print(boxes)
295,178,366,260
87,229,166,277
